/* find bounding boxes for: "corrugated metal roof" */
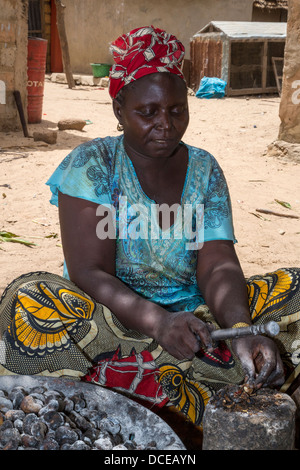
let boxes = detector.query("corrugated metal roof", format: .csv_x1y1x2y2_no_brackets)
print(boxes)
194,21,287,39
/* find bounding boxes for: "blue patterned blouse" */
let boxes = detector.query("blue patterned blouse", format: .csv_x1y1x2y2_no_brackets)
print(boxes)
47,135,235,312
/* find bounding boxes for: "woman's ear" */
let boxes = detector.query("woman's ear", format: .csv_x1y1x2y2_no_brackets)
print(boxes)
112,99,123,125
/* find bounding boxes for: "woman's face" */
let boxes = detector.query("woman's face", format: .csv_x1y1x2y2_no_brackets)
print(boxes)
113,73,189,160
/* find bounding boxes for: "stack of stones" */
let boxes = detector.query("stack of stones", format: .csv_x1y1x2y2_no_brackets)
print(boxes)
0,384,157,450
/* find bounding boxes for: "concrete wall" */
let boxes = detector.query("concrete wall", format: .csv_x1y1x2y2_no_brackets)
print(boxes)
62,0,254,74
0,0,28,131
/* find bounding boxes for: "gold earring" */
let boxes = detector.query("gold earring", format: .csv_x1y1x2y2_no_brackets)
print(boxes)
117,123,124,132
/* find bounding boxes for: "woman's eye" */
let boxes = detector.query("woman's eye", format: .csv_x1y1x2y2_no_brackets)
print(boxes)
171,107,185,115
138,109,155,117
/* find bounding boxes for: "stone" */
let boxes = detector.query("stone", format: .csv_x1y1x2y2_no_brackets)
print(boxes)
202,385,297,450
31,420,48,440
5,409,25,421
266,140,300,164
21,433,40,449
33,130,57,145
0,428,21,449
8,388,26,408
69,439,90,450
100,77,109,87
50,73,67,84
80,75,95,86
55,425,78,445
0,396,13,413
112,444,128,450
57,119,86,131
94,435,113,450
23,413,38,434
20,395,42,414
41,410,64,430
39,437,59,450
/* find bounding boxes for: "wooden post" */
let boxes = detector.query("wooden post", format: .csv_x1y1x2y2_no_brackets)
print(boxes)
278,0,300,143
55,0,75,89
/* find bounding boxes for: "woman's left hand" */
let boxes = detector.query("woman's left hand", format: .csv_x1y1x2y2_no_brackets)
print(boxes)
231,335,285,389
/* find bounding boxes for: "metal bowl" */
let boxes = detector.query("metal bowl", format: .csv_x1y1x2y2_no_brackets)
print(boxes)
0,375,185,450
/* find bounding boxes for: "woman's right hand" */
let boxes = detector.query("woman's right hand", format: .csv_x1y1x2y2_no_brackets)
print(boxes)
153,310,214,360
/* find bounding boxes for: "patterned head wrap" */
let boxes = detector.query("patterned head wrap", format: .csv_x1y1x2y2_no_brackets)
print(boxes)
108,26,185,99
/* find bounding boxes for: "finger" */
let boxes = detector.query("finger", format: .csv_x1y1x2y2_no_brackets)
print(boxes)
253,354,277,387
193,324,213,351
172,345,195,361
169,336,198,360
260,352,285,388
241,359,256,385
233,345,256,384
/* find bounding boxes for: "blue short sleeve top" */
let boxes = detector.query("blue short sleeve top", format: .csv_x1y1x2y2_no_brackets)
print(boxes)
46,135,236,312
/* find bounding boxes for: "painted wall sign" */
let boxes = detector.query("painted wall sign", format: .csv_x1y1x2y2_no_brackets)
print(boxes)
0,81,6,104
291,80,300,105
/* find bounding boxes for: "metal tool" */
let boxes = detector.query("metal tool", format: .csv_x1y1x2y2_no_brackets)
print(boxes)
210,321,280,342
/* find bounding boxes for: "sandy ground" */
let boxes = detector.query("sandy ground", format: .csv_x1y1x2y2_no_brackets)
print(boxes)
0,79,300,296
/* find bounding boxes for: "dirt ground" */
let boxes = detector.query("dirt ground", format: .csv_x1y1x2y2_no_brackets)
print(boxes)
0,78,300,296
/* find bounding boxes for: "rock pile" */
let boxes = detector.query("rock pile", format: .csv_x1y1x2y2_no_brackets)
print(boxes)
0,384,157,450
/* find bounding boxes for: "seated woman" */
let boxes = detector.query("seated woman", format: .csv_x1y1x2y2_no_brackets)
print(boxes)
0,26,299,427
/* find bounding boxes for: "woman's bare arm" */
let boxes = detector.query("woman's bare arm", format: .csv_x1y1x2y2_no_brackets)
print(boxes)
58,192,212,358
196,239,251,327
58,191,164,336
196,239,284,387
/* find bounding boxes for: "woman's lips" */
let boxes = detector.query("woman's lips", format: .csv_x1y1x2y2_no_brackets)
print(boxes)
153,139,173,144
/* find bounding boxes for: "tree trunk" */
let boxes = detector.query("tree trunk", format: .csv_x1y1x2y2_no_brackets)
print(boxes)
278,0,300,143
55,0,75,89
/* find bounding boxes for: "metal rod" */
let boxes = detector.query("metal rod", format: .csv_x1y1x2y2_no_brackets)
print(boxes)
13,90,29,138
210,321,280,342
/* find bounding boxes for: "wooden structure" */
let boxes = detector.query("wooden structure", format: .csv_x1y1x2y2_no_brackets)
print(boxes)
253,0,288,22
190,21,287,96
28,0,63,73
278,0,300,143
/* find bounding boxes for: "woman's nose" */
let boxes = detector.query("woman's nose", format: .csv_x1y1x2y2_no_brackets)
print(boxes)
156,110,172,130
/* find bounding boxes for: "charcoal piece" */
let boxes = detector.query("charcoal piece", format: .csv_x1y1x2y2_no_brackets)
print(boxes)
21,433,40,448
69,439,90,450
55,425,78,445
39,437,60,450
42,410,64,430
0,396,13,413
20,395,42,414
94,435,113,450
63,397,74,413
70,393,86,411
8,390,25,409
23,413,39,434
0,427,21,449
68,410,91,432
31,420,48,440
5,409,25,421
13,418,24,433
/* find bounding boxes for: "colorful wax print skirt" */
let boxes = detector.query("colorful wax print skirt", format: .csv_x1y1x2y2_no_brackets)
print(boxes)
0,268,299,426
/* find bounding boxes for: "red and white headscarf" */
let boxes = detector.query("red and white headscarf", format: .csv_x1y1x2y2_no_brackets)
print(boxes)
108,26,185,99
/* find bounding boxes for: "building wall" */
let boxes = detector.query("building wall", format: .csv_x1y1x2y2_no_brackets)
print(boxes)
0,0,28,131
61,0,254,74
44,0,51,71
